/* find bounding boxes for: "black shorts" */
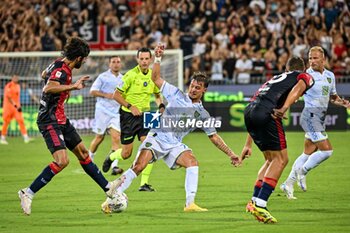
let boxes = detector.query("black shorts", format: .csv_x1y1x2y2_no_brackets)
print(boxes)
244,103,287,151
38,119,82,154
120,108,149,144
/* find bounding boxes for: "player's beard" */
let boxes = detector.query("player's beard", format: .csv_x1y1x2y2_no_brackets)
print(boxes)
74,60,83,69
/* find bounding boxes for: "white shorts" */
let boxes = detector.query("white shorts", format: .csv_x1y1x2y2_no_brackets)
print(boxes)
92,110,120,135
136,134,191,169
300,110,328,142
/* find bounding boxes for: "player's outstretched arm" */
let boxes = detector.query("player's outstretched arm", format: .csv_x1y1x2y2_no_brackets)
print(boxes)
330,95,350,109
208,133,240,167
152,44,165,89
240,134,252,164
43,76,89,94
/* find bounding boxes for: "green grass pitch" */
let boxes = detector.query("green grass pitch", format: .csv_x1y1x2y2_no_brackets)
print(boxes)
0,131,349,233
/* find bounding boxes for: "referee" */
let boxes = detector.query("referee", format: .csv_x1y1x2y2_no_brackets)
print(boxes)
103,47,164,192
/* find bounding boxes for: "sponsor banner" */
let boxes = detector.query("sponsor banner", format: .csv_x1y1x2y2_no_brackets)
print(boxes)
202,101,348,131
0,99,348,136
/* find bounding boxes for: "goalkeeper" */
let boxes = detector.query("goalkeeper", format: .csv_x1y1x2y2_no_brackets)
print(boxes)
1,75,32,145
102,47,164,192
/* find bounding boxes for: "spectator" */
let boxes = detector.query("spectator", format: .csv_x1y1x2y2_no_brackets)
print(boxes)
210,43,224,81
251,51,265,83
179,1,195,32
291,35,308,57
214,25,230,49
321,1,341,31
235,52,253,84
223,45,237,81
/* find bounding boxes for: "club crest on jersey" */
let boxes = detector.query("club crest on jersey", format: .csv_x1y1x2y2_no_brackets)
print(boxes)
143,81,148,87
327,77,331,83
194,111,200,119
55,71,62,78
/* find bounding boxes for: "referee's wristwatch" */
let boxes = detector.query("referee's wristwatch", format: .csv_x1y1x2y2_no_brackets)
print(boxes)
126,103,132,109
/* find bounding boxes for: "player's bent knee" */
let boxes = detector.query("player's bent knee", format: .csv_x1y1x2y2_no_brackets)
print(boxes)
55,159,69,169
321,150,333,159
132,163,147,175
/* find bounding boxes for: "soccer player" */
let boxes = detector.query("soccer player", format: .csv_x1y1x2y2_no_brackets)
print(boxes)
240,56,314,223
1,75,32,145
88,56,124,175
102,47,164,192
18,37,121,215
101,45,240,213
280,46,350,199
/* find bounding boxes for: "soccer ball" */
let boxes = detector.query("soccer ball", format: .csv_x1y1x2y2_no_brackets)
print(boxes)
101,192,128,214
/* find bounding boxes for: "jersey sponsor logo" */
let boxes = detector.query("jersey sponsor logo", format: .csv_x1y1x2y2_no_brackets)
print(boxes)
194,111,200,119
123,135,134,141
322,86,329,96
55,71,62,78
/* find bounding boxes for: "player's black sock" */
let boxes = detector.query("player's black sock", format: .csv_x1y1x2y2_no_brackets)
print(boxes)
257,182,275,202
253,179,263,199
80,157,109,192
29,163,59,193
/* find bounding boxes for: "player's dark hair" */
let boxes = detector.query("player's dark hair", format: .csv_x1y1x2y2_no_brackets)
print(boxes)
109,56,120,62
62,37,90,60
191,72,210,88
286,56,305,72
137,47,152,58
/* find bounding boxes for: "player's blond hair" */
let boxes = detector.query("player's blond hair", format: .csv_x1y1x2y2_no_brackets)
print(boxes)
309,46,325,58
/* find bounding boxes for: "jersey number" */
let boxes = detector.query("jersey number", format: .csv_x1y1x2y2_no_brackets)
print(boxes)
258,73,288,93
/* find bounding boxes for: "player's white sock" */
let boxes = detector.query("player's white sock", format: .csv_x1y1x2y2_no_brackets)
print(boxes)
23,134,29,140
286,153,309,184
1,135,6,140
111,159,119,168
117,169,137,192
26,188,35,196
88,151,95,160
255,198,267,208
302,150,333,174
185,166,199,207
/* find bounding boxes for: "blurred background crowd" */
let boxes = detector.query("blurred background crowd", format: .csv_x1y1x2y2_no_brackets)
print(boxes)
1,0,350,84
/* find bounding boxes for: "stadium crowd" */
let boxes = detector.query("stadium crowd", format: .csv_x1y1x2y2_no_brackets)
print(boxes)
0,0,350,84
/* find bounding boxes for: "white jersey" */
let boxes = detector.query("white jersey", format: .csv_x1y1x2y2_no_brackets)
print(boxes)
150,82,217,145
304,67,337,114
90,69,123,117
300,67,336,141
